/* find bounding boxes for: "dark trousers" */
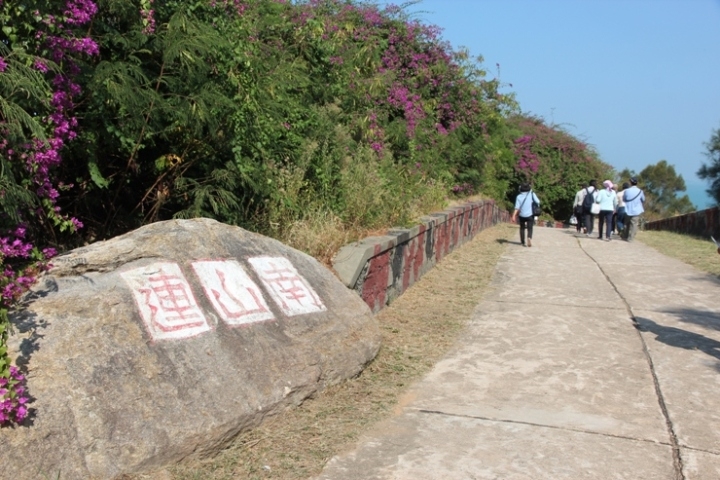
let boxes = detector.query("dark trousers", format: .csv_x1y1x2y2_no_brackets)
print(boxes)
584,211,594,235
598,210,614,239
614,206,626,233
574,207,583,232
519,216,534,245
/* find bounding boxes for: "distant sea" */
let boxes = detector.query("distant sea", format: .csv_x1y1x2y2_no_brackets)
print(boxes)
685,183,716,211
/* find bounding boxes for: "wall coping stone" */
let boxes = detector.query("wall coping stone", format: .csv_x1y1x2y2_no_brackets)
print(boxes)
333,235,398,287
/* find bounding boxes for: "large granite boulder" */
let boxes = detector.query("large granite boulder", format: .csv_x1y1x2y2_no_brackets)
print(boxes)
0,218,380,479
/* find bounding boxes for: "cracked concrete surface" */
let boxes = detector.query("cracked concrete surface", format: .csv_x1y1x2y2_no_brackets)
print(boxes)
314,228,720,480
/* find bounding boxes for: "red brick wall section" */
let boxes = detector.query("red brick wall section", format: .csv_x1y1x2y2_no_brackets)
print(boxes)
402,226,426,291
354,200,510,313
439,214,449,261
644,207,720,240
451,209,461,249
360,243,390,313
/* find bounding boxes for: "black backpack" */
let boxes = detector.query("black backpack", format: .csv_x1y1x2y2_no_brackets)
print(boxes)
582,188,595,211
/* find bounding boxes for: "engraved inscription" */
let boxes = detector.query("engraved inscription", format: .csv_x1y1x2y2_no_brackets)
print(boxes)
248,256,326,317
191,260,274,326
121,263,210,341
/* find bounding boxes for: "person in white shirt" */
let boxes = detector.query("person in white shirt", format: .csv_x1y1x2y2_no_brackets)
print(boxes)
614,182,628,234
573,183,588,233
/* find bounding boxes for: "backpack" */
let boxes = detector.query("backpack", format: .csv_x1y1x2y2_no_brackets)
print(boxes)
582,188,595,211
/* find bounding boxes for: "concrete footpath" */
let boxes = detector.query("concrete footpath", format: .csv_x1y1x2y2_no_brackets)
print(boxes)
314,228,720,480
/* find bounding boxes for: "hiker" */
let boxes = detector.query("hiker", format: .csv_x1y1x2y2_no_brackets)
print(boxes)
581,180,599,236
614,182,629,234
511,183,540,247
595,180,618,241
621,177,645,242
573,183,588,233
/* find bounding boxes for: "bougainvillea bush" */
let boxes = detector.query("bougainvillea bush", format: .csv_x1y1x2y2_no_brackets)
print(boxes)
510,115,614,219
0,0,98,424
60,0,520,240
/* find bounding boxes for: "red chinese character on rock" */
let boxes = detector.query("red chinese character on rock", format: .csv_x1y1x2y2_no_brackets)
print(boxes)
248,256,326,317
122,263,210,341
192,260,274,326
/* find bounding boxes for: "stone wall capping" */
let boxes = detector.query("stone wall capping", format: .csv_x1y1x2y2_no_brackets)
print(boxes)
418,216,438,228
387,225,422,244
332,235,398,288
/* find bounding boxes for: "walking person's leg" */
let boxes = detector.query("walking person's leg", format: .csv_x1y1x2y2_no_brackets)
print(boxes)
616,207,624,234
605,211,614,239
575,209,582,233
612,212,617,234
628,215,640,241
621,217,629,240
527,216,534,247
519,216,527,246
584,212,593,235
597,213,605,239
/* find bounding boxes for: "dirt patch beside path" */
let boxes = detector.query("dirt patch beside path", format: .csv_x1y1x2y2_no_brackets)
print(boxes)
139,223,516,480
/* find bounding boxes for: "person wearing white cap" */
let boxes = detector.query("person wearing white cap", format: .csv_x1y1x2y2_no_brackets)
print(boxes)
595,180,618,241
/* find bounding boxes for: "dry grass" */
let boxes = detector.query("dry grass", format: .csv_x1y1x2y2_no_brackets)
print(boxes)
134,223,516,480
637,229,720,278
281,209,356,268
282,195,496,269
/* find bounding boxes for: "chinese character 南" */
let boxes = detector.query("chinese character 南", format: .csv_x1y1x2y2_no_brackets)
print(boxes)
248,256,326,317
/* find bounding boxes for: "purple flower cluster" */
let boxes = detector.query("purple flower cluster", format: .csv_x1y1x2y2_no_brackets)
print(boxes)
514,135,540,173
0,226,54,305
512,117,597,186
387,83,425,138
0,366,28,424
140,0,156,35
210,0,248,18
63,0,98,25
451,182,474,195
0,0,98,428
10,1,99,217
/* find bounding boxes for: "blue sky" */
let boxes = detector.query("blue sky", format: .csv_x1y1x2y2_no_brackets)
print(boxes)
375,0,720,208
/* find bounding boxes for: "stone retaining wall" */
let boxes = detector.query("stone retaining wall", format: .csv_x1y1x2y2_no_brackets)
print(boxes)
332,200,510,313
644,206,720,239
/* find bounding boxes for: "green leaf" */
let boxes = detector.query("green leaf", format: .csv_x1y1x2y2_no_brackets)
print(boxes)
88,160,110,188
